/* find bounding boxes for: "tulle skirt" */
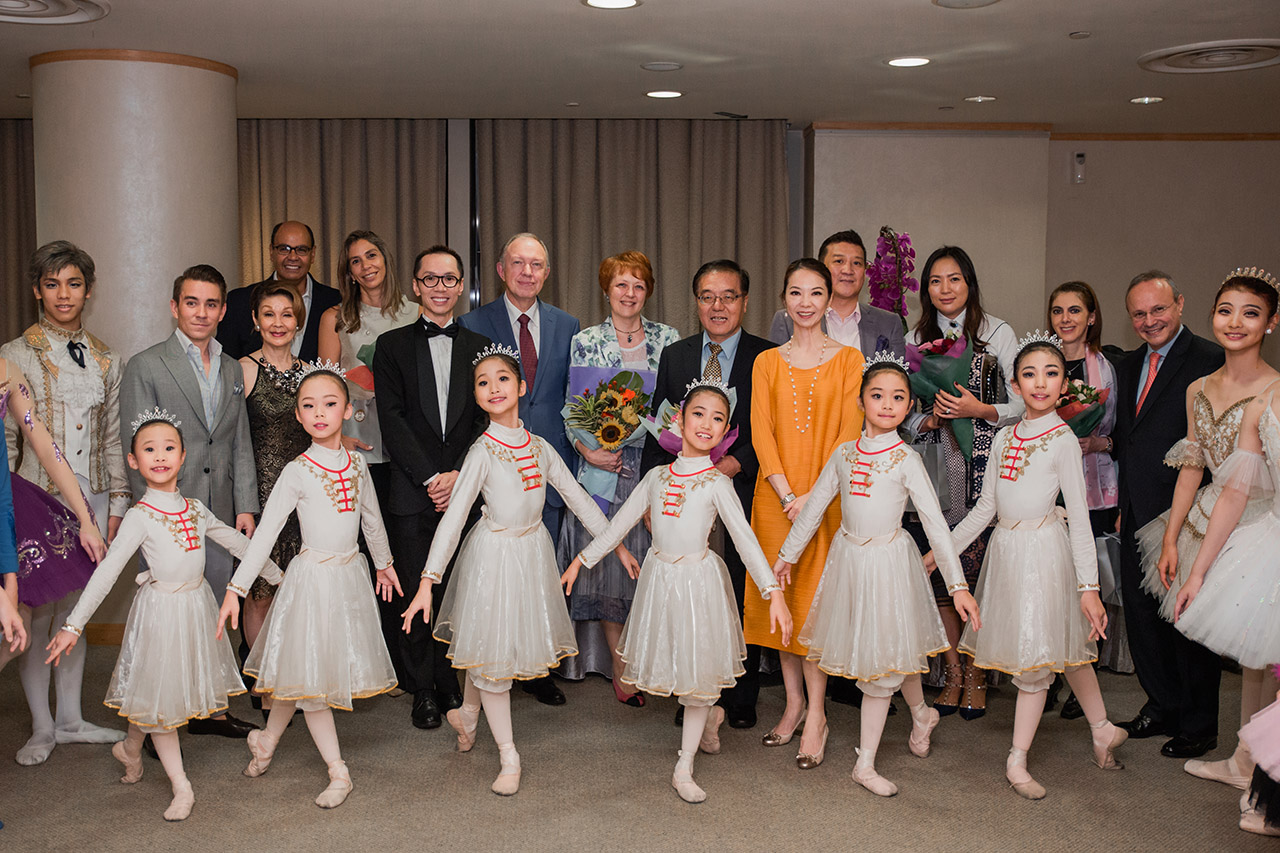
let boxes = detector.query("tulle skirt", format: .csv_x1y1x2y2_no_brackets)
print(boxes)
434,519,577,682
1241,700,1280,782
1175,511,1280,669
618,548,745,704
958,520,1097,675
105,580,245,730
800,528,950,682
244,548,396,710
12,472,96,608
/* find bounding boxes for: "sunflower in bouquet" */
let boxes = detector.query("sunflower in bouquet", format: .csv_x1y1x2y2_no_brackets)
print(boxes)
565,372,652,451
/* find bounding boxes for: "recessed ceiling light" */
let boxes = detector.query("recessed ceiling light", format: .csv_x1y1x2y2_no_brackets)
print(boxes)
15,93,31,99
1130,96,1164,105
964,95,997,103
1068,31,1091,40
582,0,638,8
933,0,1001,7
938,105,955,111
887,57,930,67
565,102,580,107
641,61,682,72
646,90,682,99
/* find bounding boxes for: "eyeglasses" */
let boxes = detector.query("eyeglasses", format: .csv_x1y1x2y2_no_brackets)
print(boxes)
696,292,742,305
272,244,313,256
415,274,462,289
1130,303,1175,322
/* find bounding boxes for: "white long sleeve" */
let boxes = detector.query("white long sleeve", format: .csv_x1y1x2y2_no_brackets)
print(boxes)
62,509,147,633
357,460,393,571
1054,432,1100,591
578,469,657,569
901,451,966,592
777,452,842,564
541,439,610,538
422,445,488,581
711,476,781,597
228,461,302,595
951,432,1001,554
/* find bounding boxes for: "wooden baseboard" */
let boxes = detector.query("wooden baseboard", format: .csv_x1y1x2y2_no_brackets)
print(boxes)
85,623,125,645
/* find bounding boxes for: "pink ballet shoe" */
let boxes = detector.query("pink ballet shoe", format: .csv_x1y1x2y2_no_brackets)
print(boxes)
112,740,143,784
1006,747,1046,800
1241,811,1280,837
446,705,479,753
491,744,521,796
1090,720,1127,771
243,729,278,778
315,760,352,809
908,703,941,758
671,750,706,804
163,777,194,821
1185,744,1253,790
699,707,725,755
852,749,898,797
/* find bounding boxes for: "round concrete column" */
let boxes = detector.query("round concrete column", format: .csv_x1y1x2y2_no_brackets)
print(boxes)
29,50,238,359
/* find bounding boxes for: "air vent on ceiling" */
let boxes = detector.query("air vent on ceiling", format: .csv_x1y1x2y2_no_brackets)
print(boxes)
1139,39,1280,74
0,0,109,25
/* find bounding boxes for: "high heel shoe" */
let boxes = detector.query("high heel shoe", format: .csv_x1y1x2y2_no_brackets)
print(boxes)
761,716,804,747
958,662,987,721
1006,747,1046,800
796,724,829,769
1090,720,1127,771
934,664,963,717
612,679,645,708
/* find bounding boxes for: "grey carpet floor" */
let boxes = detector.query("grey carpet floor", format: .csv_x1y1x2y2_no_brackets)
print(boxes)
0,643,1270,852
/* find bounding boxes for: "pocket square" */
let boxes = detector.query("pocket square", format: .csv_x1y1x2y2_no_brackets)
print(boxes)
233,381,244,395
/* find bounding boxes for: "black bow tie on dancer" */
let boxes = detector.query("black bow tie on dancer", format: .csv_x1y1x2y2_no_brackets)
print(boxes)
67,341,87,368
422,321,459,339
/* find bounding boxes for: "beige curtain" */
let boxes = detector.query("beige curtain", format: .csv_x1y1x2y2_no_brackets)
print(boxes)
238,119,448,295
0,119,37,342
475,119,790,338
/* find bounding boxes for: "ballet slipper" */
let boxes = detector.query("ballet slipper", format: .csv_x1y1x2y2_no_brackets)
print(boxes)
112,739,144,784
491,744,521,796
163,777,194,821
671,750,706,804
908,703,940,759
699,707,725,755
315,760,353,809
54,720,126,744
243,728,278,778
446,705,479,753
1089,720,1127,771
16,729,56,766
1241,812,1280,837
1185,742,1253,790
1006,747,1046,800
852,748,898,797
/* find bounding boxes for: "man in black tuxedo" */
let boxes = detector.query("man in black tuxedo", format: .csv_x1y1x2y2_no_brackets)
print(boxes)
641,259,776,729
218,220,341,361
374,245,491,729
1114,271,1224,757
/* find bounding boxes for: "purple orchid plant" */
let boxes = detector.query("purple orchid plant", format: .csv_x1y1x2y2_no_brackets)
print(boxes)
866,226,919,320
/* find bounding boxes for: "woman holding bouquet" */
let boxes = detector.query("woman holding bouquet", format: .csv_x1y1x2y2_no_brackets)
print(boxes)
556,251,679,705
747,258,863,767
905,246,1018,720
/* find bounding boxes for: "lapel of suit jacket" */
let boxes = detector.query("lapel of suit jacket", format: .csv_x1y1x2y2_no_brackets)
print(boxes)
485,299,518,349
412,323,444,437
444,332,475,437
211,354,239,435
159,335,211,433
531,299,556,398
1134,329,1192,427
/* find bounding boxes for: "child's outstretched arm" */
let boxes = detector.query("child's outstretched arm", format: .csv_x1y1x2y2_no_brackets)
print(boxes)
419,446,488,586
564,470,657,595
774,452,842,581
904,451,976,629
949,430,1003,554
713,476,785,602
401,578,434,633
357,457,401,600
225,462,303,600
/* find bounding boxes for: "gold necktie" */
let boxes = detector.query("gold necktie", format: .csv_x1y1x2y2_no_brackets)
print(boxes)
704,343,723,382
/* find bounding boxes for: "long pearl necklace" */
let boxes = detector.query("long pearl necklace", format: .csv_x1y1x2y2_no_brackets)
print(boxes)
785,335,828,434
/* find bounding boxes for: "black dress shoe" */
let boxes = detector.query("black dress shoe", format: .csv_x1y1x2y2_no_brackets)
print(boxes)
1161,734,1218,758
726,706,757,729
1060,693,1084,720
827,679,863,707
521,677,566,706
1117,713,1167,739
437,692,464,712
411,692,442,730
187,713,259,738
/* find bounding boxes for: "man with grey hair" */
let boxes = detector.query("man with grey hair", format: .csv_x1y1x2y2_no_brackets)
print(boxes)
1113,270,1223,758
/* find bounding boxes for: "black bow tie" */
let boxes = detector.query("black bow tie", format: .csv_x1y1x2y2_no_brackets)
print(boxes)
423,321,458,339
67,341,87,368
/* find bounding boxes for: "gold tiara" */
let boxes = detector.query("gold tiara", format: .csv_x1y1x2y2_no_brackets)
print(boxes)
1223,266,1279,293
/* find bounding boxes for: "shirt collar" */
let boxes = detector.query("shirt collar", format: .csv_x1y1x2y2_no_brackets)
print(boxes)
503,293,540,326
1148,325,1185,359
702,328,742,365
272,273,314,301
173,327,223,361
942,308,966,333
828,303,861,325
421,316,455,330
39,316,86,344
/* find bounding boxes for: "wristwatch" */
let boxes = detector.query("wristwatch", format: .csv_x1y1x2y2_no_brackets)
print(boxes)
1103,436,1114,454
780,492,797,509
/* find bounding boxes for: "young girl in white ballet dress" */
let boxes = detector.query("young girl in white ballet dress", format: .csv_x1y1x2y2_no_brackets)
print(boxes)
401,345,637,797
773,354,980,797
217,364,402,810
1172,268,1280,795
47,411,277,821
929,333,1127,799
563,379,793,804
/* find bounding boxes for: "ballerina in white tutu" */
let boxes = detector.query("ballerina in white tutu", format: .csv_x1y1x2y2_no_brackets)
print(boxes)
216,364,402,810
401,345,637,796
1171,268,1280,793
563,379,792,804
928,333,1126,799
773,354,980,798
47,411,277,821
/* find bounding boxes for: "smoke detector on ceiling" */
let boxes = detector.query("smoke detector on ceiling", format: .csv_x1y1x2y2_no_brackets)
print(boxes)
1139,39,1280,73
0,0,108,24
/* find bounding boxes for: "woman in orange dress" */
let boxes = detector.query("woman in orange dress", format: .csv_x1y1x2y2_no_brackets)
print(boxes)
745,257,863,769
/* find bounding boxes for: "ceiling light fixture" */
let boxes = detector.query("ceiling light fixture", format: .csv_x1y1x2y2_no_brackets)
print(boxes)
641,61,682,72
0,0,109,25
1139,39,1280,74
1068,31,1091,40
646,90,682,99
887,57,930,67
582,0,639,8
565,102,580,107
1130,96,1164,105
933,0,1002,7
964,95,996,103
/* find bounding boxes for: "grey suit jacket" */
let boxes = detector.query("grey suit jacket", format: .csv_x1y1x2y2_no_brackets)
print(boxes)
119,333,259,588
768,303,906,358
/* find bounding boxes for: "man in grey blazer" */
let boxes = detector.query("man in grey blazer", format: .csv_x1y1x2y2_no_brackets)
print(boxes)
119,264,259,739
768,229,906,358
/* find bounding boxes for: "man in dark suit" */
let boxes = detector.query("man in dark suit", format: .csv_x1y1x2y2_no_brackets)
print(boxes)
375,245,490,730
768,229,905,358
218,221,341,362
458,232,579,706
1114,270,1224,758
641,259,776,729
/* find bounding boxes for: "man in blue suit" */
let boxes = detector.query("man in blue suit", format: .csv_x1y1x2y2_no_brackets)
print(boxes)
459,232,579,706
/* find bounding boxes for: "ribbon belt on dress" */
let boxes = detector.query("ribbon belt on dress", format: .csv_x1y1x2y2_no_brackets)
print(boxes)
297,546,361,562
481,507,543,538
997,507,1067,530
135,571,204,593
838,527,899,547
651,547,709,564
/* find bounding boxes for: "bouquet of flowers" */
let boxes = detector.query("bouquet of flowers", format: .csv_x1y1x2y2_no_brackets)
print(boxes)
866,226,919,320
1057,379,1110,438
906,333,978,457
640,389,740,465
562,367,656,507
